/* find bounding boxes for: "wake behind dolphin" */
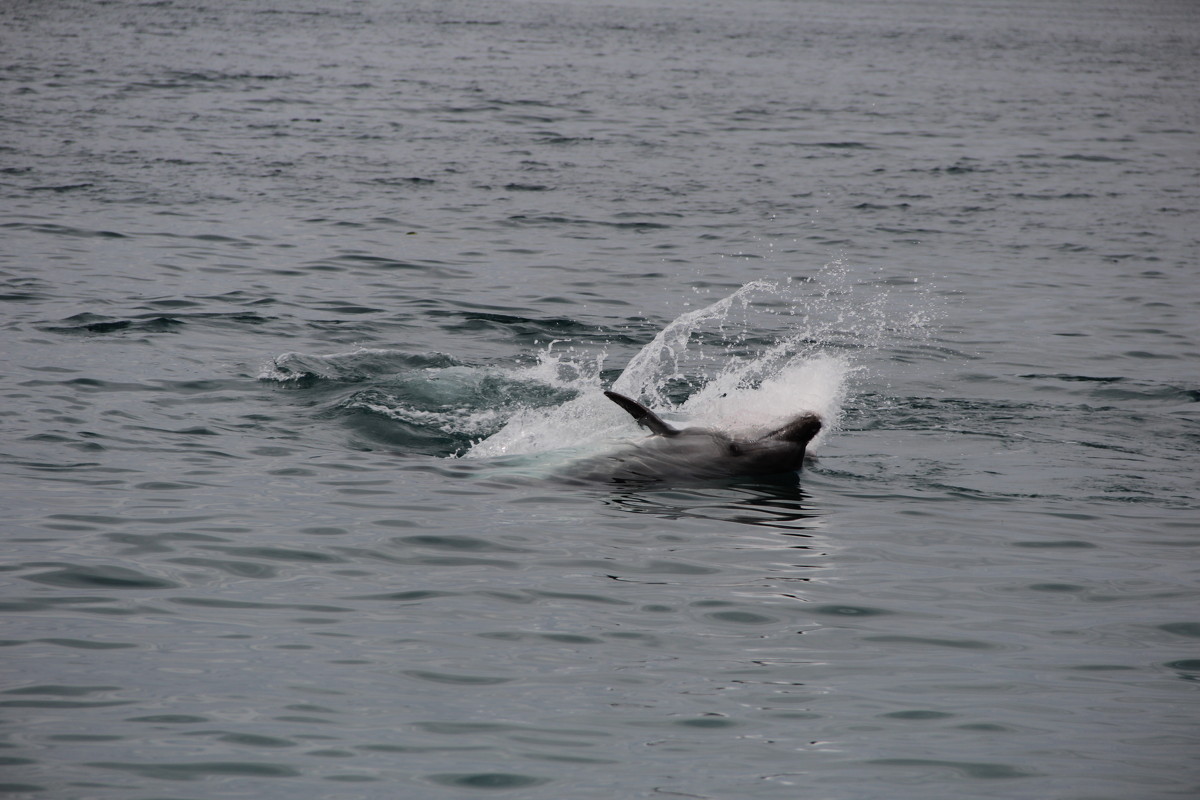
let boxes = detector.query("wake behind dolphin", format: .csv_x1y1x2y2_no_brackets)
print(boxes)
561,390,823,484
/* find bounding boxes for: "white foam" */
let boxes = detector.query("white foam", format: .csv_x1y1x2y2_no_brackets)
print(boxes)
462,271,903,459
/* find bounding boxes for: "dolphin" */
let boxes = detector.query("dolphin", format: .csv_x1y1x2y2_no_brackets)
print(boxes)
564,390,823,484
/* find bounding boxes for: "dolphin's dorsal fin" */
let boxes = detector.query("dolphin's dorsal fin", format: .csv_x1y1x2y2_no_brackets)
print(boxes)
604,391,680,437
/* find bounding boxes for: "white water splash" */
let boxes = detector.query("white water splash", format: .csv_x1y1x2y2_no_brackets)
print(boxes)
610,279,774,406
465,265,930,460
460,369,615,458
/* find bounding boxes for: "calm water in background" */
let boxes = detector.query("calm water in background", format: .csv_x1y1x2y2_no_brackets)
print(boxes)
2,0,1198,798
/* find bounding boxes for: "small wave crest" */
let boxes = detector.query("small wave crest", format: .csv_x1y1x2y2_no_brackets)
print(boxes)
260,348,589,455
260,349,462,384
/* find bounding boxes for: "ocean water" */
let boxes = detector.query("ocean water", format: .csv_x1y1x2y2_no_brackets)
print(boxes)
2,0,1198,798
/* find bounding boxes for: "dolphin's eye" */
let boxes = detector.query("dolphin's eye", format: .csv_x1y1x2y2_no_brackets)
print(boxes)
727,442,742,456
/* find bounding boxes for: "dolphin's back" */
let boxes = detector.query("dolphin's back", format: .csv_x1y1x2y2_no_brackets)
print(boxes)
589,390,823,484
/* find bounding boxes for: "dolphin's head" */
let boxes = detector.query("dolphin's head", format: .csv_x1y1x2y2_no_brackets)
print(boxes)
761,413,822,445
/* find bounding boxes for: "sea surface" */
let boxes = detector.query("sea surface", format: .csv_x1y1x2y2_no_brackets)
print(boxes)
2,0,1198,798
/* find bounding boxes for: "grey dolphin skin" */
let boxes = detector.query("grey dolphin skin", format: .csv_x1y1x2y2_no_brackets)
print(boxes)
570,390,822,484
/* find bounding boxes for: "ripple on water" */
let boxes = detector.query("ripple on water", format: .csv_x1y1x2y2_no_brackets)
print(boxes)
85,761,302,780
1158,622,1200,638
426,772,550,790
864,758,1040,780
